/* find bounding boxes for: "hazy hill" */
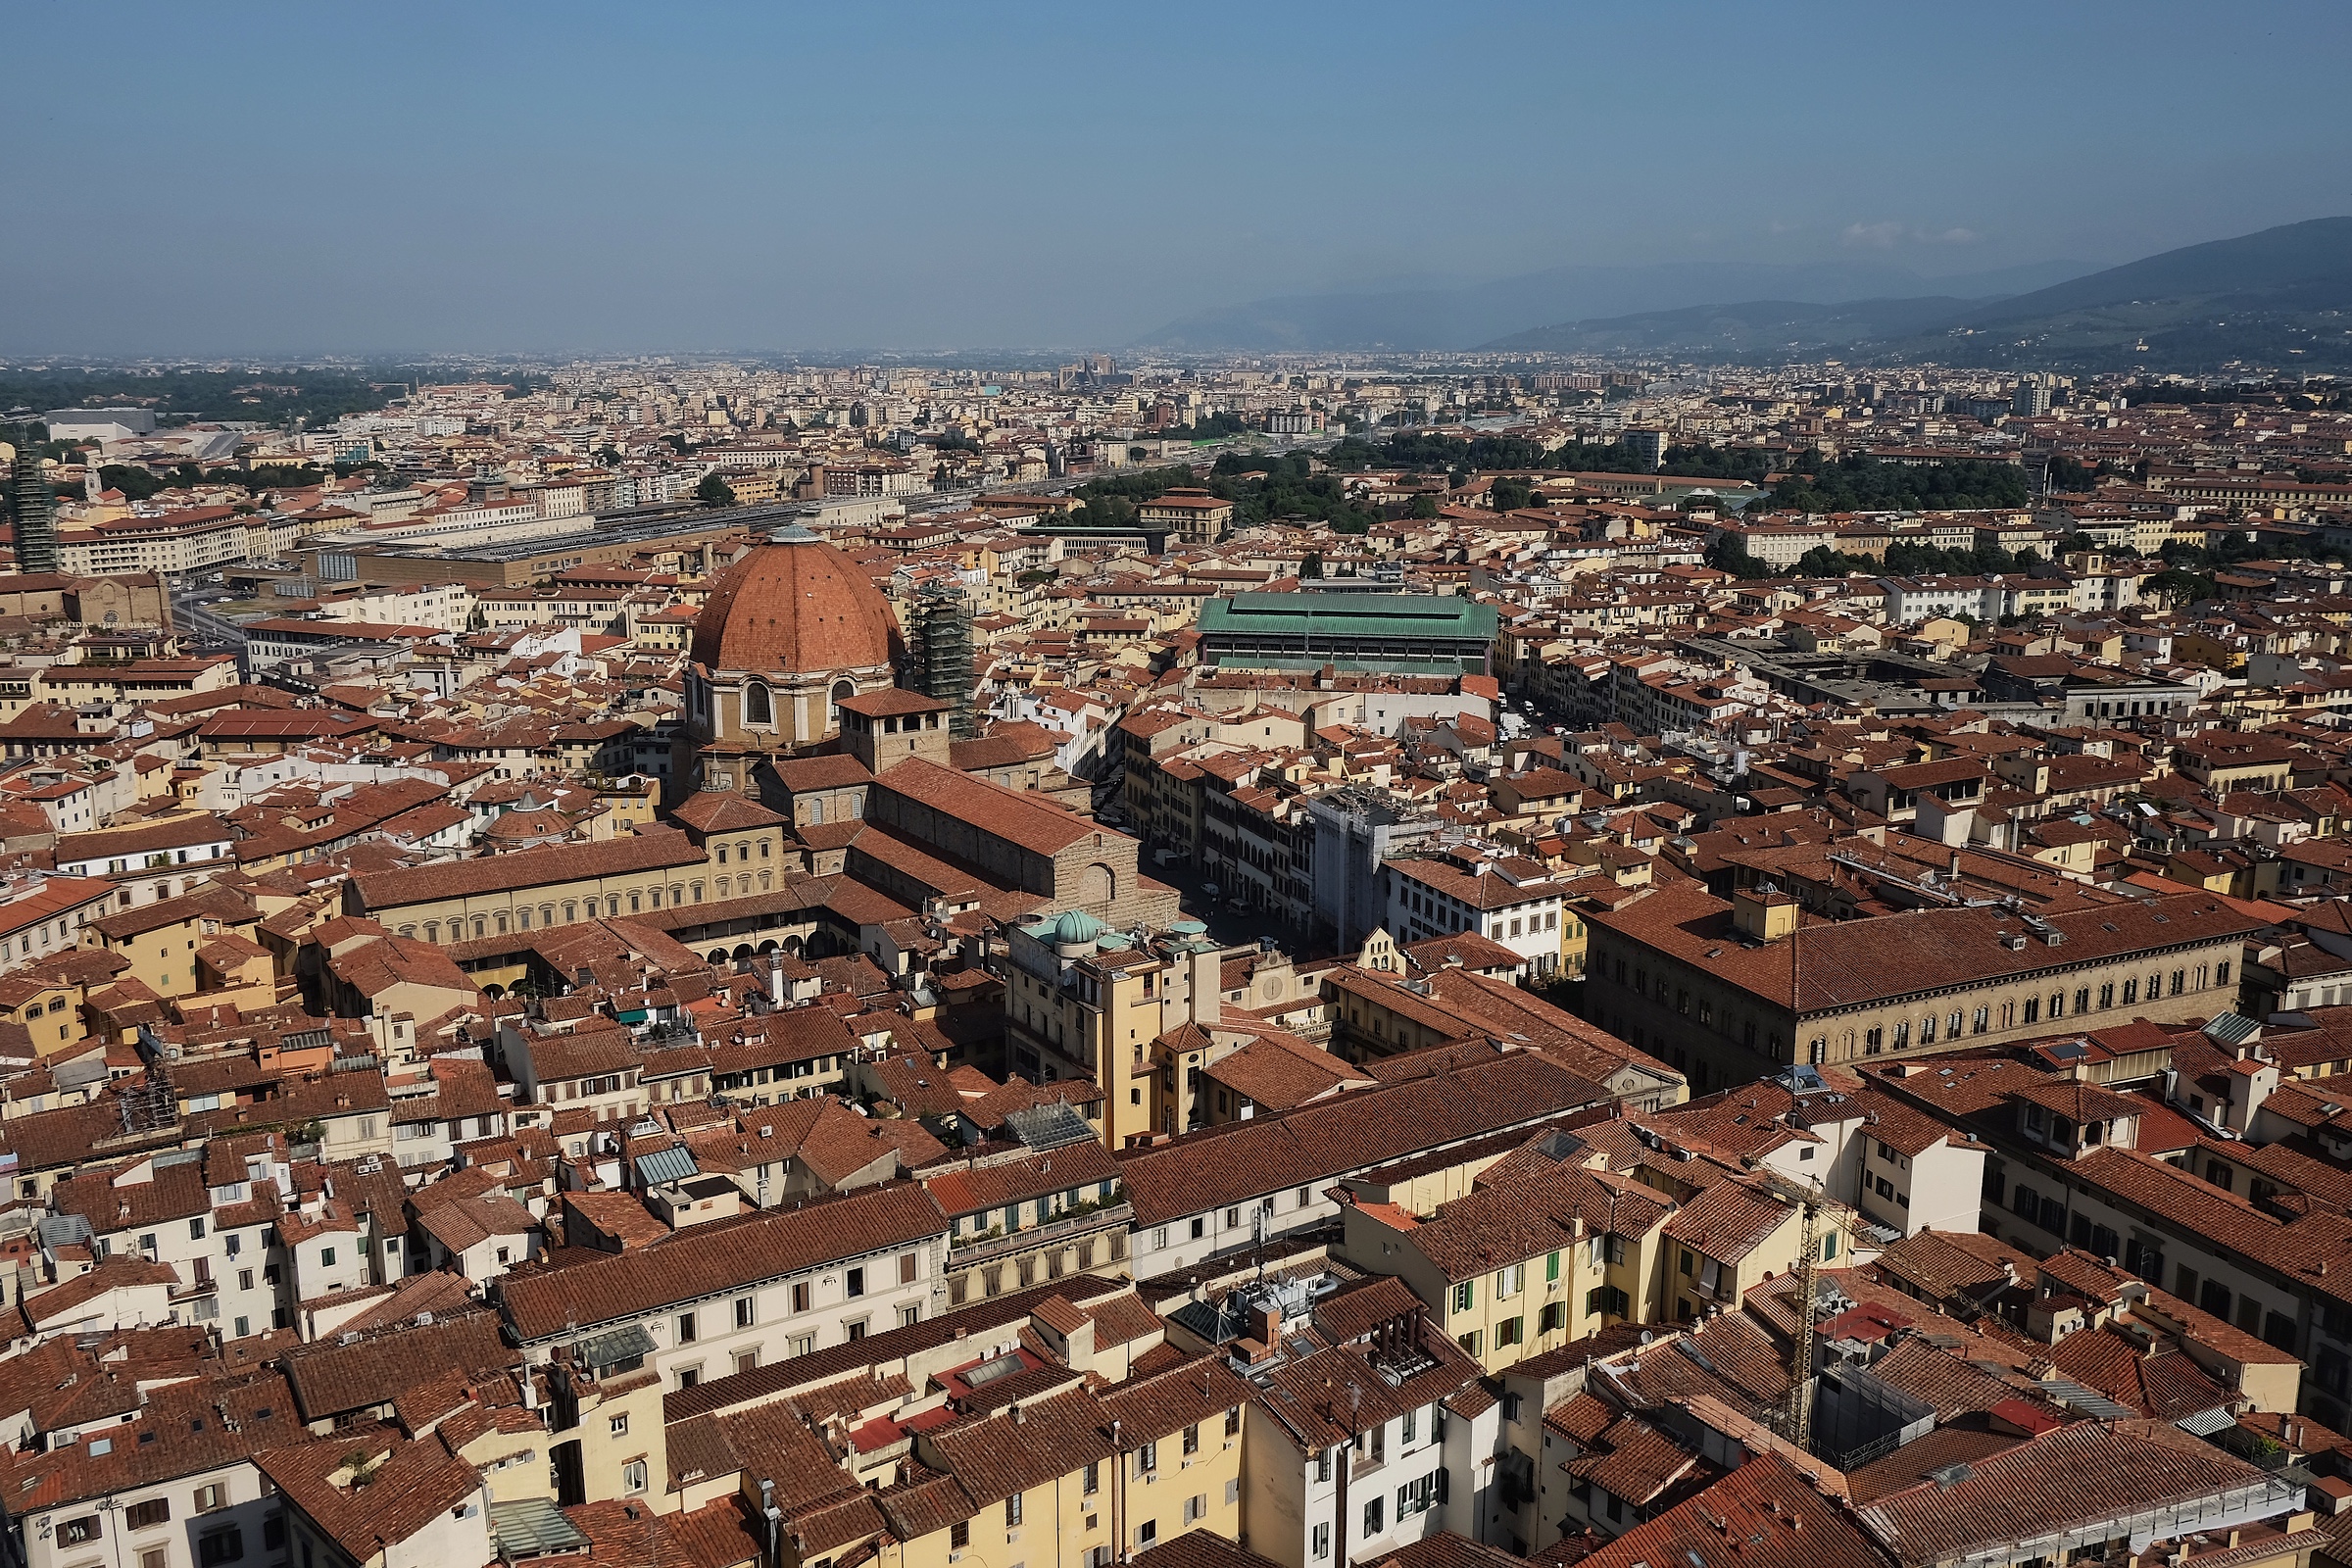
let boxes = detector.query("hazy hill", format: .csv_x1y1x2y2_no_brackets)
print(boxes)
1883,216,2352,369
1466,218,2352,370
1129,259,2090,353
1481,296,1979,358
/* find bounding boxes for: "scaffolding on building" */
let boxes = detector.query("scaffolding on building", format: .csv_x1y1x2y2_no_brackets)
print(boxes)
7,425,58,575
907,580,975,739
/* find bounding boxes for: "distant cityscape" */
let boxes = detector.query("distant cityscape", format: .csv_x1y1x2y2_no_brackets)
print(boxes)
0,330,2348,1568
7,11,2352,1551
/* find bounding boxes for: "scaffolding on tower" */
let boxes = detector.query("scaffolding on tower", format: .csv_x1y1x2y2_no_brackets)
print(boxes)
6,425,59,576
907,579,975,739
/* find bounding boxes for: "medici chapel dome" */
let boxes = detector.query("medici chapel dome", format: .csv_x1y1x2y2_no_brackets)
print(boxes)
689,525,901,675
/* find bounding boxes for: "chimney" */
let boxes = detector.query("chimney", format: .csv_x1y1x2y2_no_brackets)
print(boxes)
1731,884,1799,943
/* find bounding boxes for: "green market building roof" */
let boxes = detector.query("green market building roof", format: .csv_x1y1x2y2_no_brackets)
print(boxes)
1197,592,1498,675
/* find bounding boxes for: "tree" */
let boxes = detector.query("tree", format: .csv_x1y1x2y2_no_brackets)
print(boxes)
1705,534,1778,581
2144,567,2213,607
1771,455,2029,514
1299,551,1323,579
96,465,168,502
1490,476,1539,512
695,471,736,508
2045,455,2102,491
1406,494,1441,519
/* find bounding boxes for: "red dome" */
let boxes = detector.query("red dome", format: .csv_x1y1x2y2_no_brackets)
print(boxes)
689,531,901,674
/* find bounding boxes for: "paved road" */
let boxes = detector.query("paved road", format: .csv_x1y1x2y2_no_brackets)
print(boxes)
170,584,251,670
1146,851,1314,956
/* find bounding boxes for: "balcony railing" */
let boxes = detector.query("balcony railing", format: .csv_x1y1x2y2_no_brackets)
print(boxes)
950,1202,1133,1265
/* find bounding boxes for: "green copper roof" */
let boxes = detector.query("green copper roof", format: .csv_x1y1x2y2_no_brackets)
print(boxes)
1198,592,1498,641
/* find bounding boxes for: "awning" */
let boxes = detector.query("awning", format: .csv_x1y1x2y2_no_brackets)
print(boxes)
573,1322,657,1373
491,1497,591,1562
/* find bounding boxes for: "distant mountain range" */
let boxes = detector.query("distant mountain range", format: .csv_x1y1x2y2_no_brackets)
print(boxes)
1130,259,2094,354
1476,296,1982,359
1481,218,2352,370
1135,218,2352,370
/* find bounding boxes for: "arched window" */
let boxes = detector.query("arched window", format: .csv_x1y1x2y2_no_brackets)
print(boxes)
746,682,772,725
759,871,772,891
828,679,856,731
563,902,577,924
423,922,439,944
691,881,706,904
607,897,620,918
629,894,641,913
540,904,556,928
716,876,732,898
496,912,509,934
473,916,486,939
809,798,825,826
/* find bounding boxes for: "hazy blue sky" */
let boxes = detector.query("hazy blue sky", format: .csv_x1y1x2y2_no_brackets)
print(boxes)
5,0,2349,355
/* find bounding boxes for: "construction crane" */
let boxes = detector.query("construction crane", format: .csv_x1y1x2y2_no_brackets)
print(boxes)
1750,1166,1827,1453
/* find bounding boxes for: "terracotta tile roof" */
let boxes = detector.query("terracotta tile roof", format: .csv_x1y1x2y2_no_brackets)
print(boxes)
1407,1162,1674,1283
1134,1534,1290,1568
1200,1032,1370,1111
349,826,705,911
872,756,1107,858
922,1140,1119,1220
499,1181,946,1344
671,792,789,833
0,1371,302,1513
1661,1179,1794,1263
278,1305,517,1424
1865,1338,2049,1423
1856,1419,2278,1567
1566,1411,1712,1505
1116,1054,1610,1226
919,1385,1119,1508
1590,883,2256,1014
1560,1452,1886,1568
1095,1348,1252,1444
259,1422,485,1560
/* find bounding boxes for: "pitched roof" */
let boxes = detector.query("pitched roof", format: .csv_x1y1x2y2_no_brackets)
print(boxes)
1856,1419,2276,1567
1589,884,2254,1014
1571,1452,1887,1568
1116,1054,1609,1225
873,757,1108,858
498,1182,946,1342
349,827,706,910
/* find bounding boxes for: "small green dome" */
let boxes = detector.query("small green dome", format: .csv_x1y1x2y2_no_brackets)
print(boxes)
1053,909,1105,945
